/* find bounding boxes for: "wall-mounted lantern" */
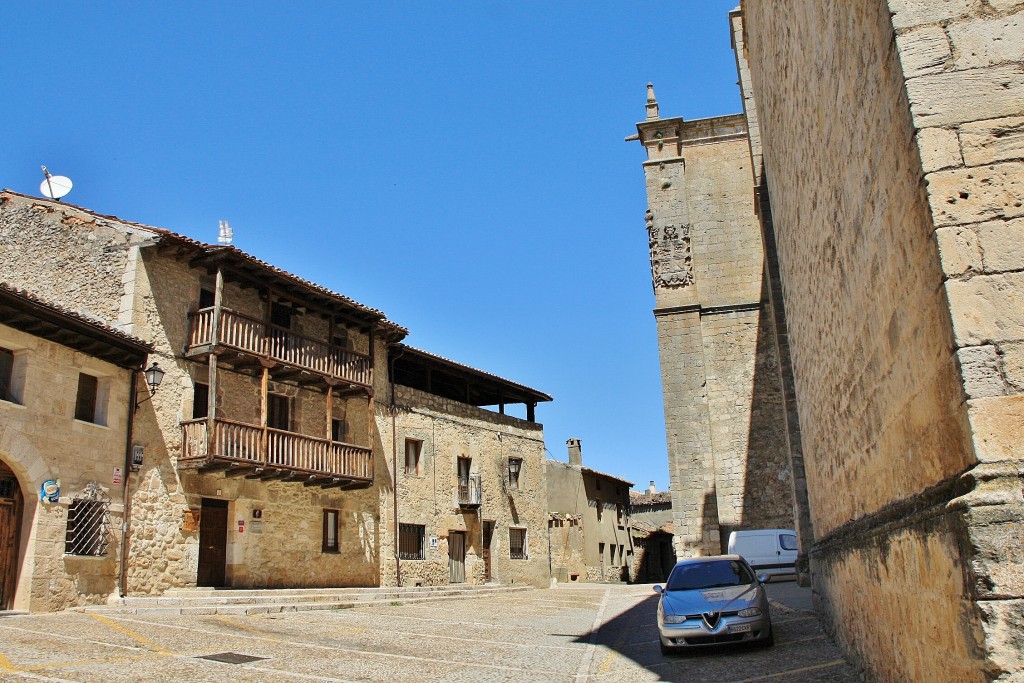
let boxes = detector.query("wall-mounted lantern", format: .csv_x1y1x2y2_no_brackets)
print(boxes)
135,362,165,410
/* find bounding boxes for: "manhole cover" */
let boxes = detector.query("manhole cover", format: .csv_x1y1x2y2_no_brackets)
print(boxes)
196,652,269,665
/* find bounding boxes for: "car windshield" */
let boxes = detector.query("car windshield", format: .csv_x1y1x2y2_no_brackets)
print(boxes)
666,560,755,591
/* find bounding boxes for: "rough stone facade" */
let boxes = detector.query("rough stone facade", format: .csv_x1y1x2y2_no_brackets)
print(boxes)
628,485,675,583
0,190,552,608
631,101,796,559
0,291,148,611
379,384,549,588
547,441,634,583
728,1,1024,680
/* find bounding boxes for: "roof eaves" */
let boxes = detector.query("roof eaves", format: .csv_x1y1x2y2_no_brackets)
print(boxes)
396,344,552,402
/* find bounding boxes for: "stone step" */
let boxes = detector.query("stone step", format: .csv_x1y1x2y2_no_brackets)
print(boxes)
77,585,531,616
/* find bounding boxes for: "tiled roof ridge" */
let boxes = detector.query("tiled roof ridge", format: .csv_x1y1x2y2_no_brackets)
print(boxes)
0,282,152,350
0,189,407,335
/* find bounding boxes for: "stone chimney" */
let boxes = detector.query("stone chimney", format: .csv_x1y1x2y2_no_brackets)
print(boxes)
567,438,582,467
649,480,657,494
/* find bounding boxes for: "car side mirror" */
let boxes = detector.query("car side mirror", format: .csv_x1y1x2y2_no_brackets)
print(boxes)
758,574,769,584
653,585,664,594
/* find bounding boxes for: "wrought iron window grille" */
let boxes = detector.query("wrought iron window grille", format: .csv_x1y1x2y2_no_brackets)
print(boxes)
64,483,111,556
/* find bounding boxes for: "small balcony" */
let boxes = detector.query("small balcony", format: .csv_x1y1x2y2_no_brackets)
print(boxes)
458,474,482,508
186,307,372,388
179,418,373,488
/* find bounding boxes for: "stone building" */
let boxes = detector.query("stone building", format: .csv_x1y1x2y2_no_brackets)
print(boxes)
634,0,1024,680
385,345,551,587
628,88,798,560
0,189,552,607
547,439,633,583
628,482,674,583
0,283,152,612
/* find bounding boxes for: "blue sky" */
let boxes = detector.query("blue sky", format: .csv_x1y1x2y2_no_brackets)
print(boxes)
1,2,743,490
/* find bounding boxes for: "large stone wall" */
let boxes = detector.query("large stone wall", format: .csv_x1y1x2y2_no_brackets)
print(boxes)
737,0,1024,679
0,323,133,611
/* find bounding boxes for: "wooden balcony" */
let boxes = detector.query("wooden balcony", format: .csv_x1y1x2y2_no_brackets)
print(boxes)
186,307,372,389
458,474,482,508
179,418,373,488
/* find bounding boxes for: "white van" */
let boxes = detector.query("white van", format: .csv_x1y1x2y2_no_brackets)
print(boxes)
727,529,798,580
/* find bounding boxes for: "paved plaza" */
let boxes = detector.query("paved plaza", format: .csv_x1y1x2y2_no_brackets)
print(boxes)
0,582,858,682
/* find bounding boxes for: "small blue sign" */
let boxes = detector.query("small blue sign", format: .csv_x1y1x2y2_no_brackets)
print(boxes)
40,479,60,503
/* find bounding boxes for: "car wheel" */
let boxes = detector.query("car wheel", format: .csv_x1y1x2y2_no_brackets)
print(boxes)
660,639,672,655
761,625,775,647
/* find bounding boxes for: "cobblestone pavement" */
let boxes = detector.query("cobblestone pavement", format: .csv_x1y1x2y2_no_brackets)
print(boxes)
0,583,859,682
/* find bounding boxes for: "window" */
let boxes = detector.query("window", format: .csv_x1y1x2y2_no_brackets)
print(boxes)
192,382,209,419
74,373,107,424
268,394,290,431
322,509,339,552
616,504,624,526
457,457,471,487
0,347,14,402
595,500,603,523
333,328,351,350
399,523,425,560
404,439,422,475
65,486,111,556
509,527,527,559
598,542,606,564
507,458,522,490
780,533,798,551
198,287,215,309
332,418,346,442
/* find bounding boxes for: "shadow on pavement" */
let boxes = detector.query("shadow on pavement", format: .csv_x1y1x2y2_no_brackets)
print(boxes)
571,590,859,682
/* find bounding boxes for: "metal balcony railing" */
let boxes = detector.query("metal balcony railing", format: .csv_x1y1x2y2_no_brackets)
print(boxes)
186,307,372,387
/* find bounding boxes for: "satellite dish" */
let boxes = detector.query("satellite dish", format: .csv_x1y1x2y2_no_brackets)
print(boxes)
40,166,73,200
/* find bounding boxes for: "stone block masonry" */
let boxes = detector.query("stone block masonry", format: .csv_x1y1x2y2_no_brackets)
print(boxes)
735,0,1024,679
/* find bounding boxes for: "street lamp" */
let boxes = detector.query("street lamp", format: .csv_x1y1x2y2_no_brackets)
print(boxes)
135,362,165,410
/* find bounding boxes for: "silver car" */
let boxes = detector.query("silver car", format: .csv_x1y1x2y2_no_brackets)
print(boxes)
654,555,773,653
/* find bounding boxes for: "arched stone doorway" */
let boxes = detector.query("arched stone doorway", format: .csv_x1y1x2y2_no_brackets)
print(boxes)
0,460,23,610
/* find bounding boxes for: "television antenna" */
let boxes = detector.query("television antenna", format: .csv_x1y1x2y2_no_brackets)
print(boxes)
40,166,73,201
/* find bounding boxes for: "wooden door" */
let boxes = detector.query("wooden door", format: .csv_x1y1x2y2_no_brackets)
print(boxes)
482,521,494,582
449,531,466,584
197,499,228,587
0,465,22,610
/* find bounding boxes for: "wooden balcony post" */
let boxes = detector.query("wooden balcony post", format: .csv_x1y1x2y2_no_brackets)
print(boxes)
210,268,223,350
207,354,218,457
325,382,333,441
260,361,270,465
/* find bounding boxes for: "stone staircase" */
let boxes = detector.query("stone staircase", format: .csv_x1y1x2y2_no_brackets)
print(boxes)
75,584,531,616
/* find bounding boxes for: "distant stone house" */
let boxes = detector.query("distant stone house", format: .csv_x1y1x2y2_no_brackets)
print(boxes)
547,439,633,583
628,483,674,583
0,189,552,608
0,283,152,612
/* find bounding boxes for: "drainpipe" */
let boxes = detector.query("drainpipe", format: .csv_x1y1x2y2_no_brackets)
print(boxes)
389,345,405,587
118,366,142,599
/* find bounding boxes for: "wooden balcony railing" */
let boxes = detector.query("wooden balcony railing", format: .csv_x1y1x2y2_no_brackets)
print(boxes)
180,418,373,483
458,474,482,508
186,307,372,387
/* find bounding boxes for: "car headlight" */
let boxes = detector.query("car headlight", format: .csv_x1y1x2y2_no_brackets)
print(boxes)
737,607,762,618
663,614,686,624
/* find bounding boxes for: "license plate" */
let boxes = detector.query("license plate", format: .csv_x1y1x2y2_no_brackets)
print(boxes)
728,623,752,634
